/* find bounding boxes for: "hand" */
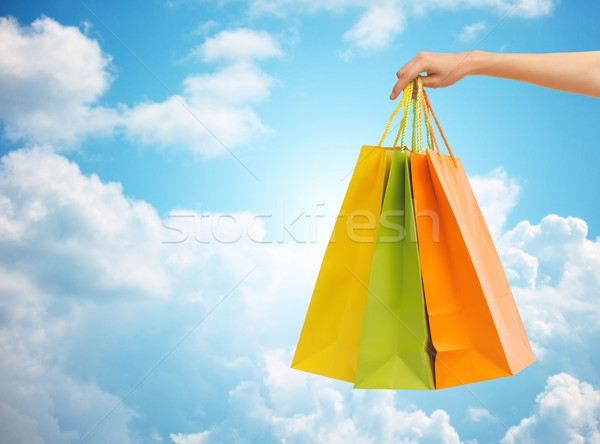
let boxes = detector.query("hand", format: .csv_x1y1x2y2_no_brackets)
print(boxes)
390,50,600,99
390,51,472,100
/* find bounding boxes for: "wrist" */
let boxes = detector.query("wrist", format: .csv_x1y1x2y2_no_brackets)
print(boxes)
463,50,489,77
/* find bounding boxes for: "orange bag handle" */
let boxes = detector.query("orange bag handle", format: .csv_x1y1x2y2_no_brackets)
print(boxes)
380,75,456,163
421,85,438,153
422,87,455,161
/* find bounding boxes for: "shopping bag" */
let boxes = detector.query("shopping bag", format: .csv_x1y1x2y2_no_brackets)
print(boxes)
411,150,536,389
290,145,392,383
291,76,535,390
410,83,536,389
354,149,435,390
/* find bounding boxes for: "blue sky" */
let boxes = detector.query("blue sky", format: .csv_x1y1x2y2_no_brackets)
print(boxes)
0,0,599,443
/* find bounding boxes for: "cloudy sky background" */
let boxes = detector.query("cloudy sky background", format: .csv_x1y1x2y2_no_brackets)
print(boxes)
0,0,599,443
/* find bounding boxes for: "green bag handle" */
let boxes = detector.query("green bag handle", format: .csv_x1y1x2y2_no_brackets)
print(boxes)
379,76,456,163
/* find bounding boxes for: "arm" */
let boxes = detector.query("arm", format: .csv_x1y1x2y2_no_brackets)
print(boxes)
390,50,600,99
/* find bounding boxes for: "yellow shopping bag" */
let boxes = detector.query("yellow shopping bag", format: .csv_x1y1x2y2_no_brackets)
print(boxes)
291,146,392,382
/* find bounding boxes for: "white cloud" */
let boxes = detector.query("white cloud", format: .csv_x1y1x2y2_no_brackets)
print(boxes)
121,61,278,157
458,22,486,42
262,348,311,414
121,88,271,158
0,145,319,306
412,0,555,18
501,373,600,444
247,0,556,52
465,169,600,358
496,0,555,18
170,431,211,444
365,396,462,444
0,146,171,296
517,301,569,343
123,29,282,157
502,218,600,360
0,266,140,444
0,16,118,145
500,215,600,338
462,167,600,358
247,0,367,17
0,17,280,156
183,62,277,105
343,1,405,51
465,406,494,422
171,348,464,444
190,28,283,62
1,146,599,444
469,166,520,239
247,0,406,53
0,146,322,442
191,20,219,37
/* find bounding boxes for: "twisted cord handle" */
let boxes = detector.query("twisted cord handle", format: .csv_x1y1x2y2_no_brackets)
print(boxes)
393,81,413,148
378,86,409,147
378,76,454,163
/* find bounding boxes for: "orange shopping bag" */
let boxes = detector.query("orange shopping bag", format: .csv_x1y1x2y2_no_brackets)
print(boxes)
411,83,536,389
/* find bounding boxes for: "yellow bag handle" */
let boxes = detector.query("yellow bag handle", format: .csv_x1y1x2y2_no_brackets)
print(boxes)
379,76,455,163
377,81,412,148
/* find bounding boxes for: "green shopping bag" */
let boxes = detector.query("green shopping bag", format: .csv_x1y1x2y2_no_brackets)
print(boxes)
354,150,436,390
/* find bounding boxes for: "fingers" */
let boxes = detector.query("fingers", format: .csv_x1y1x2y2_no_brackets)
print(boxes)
389,79,405,100
420,75,440,88
390,51,429,99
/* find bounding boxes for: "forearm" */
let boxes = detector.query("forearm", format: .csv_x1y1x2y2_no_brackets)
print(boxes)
466,50,600,97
